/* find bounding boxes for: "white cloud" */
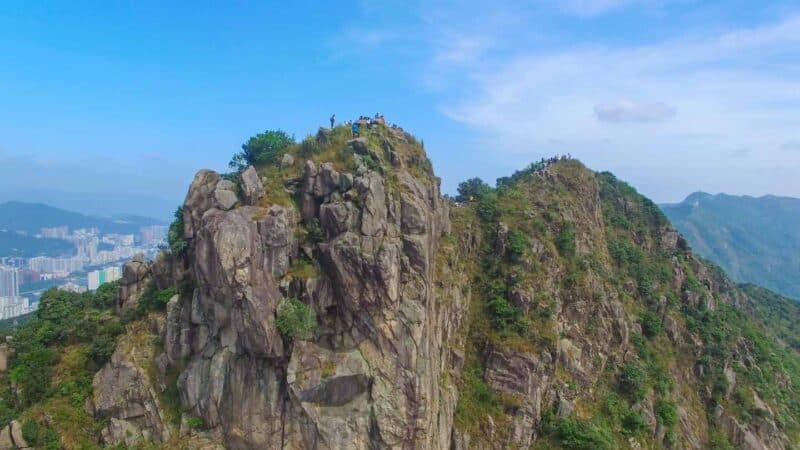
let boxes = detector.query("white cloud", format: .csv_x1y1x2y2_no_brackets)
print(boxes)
437,15,800,186
594,100,676,123
339,3,800,198
435,36,492,64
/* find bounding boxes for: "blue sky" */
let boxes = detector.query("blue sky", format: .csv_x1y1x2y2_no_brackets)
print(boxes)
1,1,799,219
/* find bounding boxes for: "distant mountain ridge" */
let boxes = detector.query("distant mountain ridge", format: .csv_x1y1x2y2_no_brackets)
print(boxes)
0,230,75,258
661,191,800,300
0,201,166,236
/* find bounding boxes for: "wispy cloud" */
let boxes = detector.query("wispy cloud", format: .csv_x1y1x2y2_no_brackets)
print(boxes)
339,2,800,198
594,100,677,123
439,14,800,170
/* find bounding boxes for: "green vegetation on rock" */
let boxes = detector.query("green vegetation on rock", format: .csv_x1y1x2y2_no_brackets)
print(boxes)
229,129,295,171
276,298,317,339
0,283,123,447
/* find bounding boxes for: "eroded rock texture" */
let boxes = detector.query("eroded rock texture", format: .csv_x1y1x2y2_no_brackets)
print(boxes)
131,132,466,449
93,132,797,450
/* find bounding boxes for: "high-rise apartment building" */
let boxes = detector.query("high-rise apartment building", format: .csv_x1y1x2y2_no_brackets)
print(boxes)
87,266,122,290
0,266,20,298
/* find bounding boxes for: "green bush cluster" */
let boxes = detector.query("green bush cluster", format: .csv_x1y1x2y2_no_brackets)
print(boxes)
455,177,491,202
618,362,648,401
229,129,295,170
167,206,187,256
305,219,324,244
276,298,317,339
656,400,678,426
621,410,649,436
604,393,648,437
3,284,125,418
21,420,59,449
486,296,527,334
507,231,527,260
361,154,381,172
453,365,506,432
640,311,662,338
187,416,206,429
556,223,576,257
299,134,323,157
608,238,642,266
137,284,177,314
540,413,614,450
477,191,499,222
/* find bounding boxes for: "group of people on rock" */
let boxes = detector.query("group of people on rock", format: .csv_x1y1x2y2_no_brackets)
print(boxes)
329,113,403,138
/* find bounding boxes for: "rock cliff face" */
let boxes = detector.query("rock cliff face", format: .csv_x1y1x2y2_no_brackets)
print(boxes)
94,126,799,449
107,128,466,449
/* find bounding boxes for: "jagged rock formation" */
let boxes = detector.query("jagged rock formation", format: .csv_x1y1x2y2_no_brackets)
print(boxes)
92,125,799,449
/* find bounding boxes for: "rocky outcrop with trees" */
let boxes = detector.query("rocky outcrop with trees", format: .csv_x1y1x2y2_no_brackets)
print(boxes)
1,123,797,449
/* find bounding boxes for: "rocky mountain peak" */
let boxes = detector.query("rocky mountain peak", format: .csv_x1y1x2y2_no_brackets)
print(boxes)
83,124,800,449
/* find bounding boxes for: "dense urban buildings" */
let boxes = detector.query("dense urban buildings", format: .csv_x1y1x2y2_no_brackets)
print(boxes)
0,223,166,319
0,266,20,298
0,266,31,319
87,266,122,290
0,296,32,320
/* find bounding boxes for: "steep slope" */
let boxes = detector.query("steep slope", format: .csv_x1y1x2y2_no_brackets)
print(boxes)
1,124,798,450
661,192,800,300
449,162,800,449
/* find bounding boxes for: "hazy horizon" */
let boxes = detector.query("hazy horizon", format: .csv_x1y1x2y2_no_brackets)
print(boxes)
2,1,799,219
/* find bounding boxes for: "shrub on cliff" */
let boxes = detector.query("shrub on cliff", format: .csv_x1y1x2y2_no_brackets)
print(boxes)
167,206,187,255
456,177,491,202
229,129,295,170
276,298,317,339
508,231,528,261
556,223,576,257
619,361,648,401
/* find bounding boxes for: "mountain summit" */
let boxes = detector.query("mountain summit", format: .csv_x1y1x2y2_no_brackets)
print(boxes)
2,124,799,449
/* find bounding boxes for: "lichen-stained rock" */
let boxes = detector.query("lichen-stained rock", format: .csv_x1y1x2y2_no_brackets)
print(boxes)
183,170,222,241
239,165,264,205
484,348,548,449
91,320,171,447
118,254,152,312
355,171,388,237
214,179,238,211
314,162,340,198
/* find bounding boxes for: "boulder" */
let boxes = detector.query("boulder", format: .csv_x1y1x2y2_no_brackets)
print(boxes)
239,166,264,205
213,179,238,211
118,258,152,312
281,153,295,168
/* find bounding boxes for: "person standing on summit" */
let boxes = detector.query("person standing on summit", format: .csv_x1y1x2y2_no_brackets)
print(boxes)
352,121,359,138
330,114,336,128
